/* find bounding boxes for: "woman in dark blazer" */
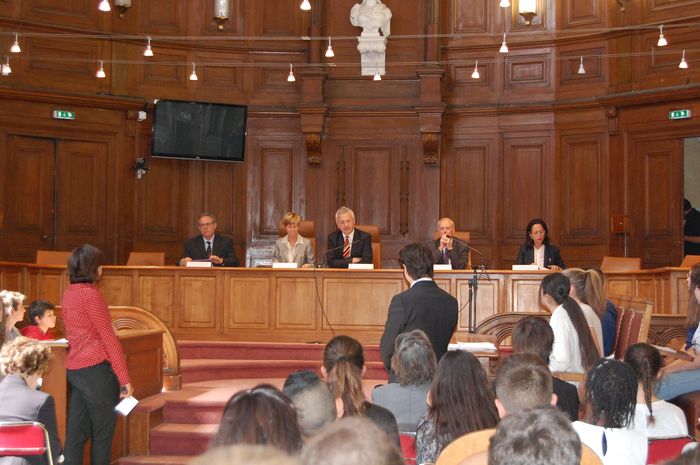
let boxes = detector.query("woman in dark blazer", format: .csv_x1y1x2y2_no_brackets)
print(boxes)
514,218,565,270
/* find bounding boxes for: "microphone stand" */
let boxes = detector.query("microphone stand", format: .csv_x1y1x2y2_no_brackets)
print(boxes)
448,236,488,333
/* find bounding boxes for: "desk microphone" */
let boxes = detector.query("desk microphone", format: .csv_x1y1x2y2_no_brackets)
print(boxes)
446,235,486,271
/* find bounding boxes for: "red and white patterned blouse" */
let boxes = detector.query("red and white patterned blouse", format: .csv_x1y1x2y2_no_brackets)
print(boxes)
61,283,130,386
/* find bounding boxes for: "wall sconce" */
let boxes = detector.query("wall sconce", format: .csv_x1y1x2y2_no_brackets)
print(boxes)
519,0,537,26
133,157,150,180
214,0,230,31
114,0,131,17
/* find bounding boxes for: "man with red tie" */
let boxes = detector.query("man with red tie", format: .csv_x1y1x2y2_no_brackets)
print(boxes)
326,206,373,268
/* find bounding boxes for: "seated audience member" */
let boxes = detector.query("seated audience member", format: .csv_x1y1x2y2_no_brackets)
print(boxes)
415,350,498,465
379,243,458,381
321,335,400,447
273,212,315,268
300,416,403,465
573,359,647,465
191,444,301,465
539,273,599,375
0,337,62,465
582,267,618,356
179,212,240,267
624,343,688,438
514,218,565,270
562,268,604,356
210,384,303,454
488,406,581,465
372,330,435,432
20,300,57,341
511,316,579,420
0,290,26,349
325,206,372,268
282,370,337,438
427,218,469,270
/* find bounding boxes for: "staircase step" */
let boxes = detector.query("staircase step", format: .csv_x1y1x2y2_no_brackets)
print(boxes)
149,423,217,456
178,340,382,362
118,456,194,465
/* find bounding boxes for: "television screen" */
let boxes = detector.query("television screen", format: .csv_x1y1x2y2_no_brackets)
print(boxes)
152,99,247,162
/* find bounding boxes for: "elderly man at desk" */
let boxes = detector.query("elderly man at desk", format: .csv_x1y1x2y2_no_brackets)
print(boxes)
326,206,372,268
179,212,240,267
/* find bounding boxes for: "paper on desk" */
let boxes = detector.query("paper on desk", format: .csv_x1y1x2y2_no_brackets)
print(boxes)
115,396,139,416
448,342,498,353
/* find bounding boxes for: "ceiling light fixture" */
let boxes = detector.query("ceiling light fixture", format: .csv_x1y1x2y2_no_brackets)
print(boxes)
10,33,20,53
657,25,667,47
373,70,381,81
679,49,688,69
287,64,296,82
98,0,111,12
144,36,154,57
325,38,335,58
499,0,510,7
471,60,480,79
577,56,586,74
300,0,311,11
189,63,198,80
96,60,106,78
499,34,508,53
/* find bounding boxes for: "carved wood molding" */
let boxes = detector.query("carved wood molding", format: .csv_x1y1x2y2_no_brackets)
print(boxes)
421,132,441,165
304,133,322,165
299,104,327,165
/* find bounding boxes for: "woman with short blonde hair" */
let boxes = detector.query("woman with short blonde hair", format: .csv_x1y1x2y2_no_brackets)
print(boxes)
0,290,26,349
273,212,315,268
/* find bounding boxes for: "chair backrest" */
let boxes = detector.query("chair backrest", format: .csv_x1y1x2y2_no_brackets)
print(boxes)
580,444,603,465
647,436,694,465
609,294,653,359
680,255,700,268
355,224,381,269
0,421,54,465
399,432,416,465
126,252,165,266
435,428,495,465
600,256,642,272
278,220,317,258
35,250,71,266
432,230,472,269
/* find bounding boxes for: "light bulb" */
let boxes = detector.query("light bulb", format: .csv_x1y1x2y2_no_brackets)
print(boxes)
98,0,111,12
144,37,153,57
96,60,106,78
287,64,295,82
679,50,688,69
373,70,381,81
657,25,667,47
300,0,311,11
189,63,198,80
10,34,20,53
577,56,586,75
1,57,11,76
499,33,508,53
471,61,480,79
499,0,510,7
325,38,335,58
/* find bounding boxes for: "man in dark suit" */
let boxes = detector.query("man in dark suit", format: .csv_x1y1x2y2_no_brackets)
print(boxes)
326,206,373,268
179,213,240,267
379,243,458,380
427,217,469,270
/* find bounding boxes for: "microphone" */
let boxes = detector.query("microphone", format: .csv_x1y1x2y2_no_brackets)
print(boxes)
322,235,369,267
445,235,487,273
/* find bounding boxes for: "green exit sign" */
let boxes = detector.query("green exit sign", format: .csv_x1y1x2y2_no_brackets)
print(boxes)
52,110,75,120
668,109,692,120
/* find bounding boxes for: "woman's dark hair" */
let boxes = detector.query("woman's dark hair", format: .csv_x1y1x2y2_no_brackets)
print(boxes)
624,343,661,426
512,316,555,363
686,263,700,329
28,300,54,326
584,359,636,429
391,330,436,386
398,243,434,280
539,273,599,370
323,335,366,416
211,384,303,454
424,350,499,455
68,244,104,284
524,218,550,247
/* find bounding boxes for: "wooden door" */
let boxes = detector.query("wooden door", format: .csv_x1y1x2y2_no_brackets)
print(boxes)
2,136,55,262
628,138,684,268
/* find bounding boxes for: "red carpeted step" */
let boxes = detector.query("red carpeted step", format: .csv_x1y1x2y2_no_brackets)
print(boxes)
149,423,217,456
178,340,382,362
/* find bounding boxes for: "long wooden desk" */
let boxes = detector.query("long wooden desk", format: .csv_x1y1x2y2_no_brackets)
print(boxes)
0,262,690,345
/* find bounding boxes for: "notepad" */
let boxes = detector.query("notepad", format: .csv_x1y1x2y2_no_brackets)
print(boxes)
115,396,139,416
348,263,374,270
272,262,298,269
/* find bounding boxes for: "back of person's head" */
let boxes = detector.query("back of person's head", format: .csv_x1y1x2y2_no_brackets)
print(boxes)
27,300,54,326
539,272,599,370
582,267,607,317
283,370,337,437
624,343,662,426
391,330,436,386
428,350,499,452
323,335,366,416
685,198,692,211
562,268,586,300
0,290,27,347
191,444,301,465
584,358,636,429
0,336,52,377
68,243,104,284
512,317,554,363
494,353,553,416
300,416,403,465
488,406,580,465
687,263,700,330
211,384,303,454
398,243,434,280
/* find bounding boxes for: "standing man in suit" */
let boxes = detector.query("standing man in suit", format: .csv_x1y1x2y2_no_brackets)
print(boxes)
179,213,240,267
379,243,458,380
326,206,373,268
427,217,469,270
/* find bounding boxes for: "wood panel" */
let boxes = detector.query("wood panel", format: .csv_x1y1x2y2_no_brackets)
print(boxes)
139,0,188,35
276,277,317,328
323,277,402,330
22,0,99,29
138,275,176,324
352,147,394,233
227,276,270,328
101,274,134,306
560,0,605,28
260,148,294,235
451,0,491,33
178,275,218,328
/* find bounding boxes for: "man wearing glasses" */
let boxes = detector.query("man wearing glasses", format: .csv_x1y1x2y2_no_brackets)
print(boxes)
179,212,240,267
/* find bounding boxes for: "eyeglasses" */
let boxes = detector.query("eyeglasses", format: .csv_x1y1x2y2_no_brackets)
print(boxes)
198,222,215,227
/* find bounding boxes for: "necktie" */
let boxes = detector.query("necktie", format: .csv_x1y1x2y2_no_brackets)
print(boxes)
442,247,448,264
342,235,350,258
206,241,212,257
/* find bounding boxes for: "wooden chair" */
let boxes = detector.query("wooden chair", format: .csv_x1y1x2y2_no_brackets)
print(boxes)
608,294,653,360
680,254,700,268
35,250,71,266
436,428,494,465
355,224,381,269
126,252,165,266
433,230,472,269
0,421,55,465
278,220,316,257
600,256,642,272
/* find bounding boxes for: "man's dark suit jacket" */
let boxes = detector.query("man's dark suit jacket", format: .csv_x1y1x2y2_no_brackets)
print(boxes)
514,243,565,269
180,234,240,267
379,280,458,377
427,238,469,270
326,228,373,268
0,374,62,465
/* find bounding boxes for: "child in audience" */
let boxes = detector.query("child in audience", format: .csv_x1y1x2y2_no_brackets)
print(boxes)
625,343,688,438
583,268,618,356
562,268,604,356
20,300,57,341
0,290,26,349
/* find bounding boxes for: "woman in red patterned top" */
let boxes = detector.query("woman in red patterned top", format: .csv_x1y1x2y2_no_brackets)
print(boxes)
62,244,132,465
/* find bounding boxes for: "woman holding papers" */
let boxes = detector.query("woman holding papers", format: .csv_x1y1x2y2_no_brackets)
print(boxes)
61,244,132,465
515,218,565,270
273,212,315,268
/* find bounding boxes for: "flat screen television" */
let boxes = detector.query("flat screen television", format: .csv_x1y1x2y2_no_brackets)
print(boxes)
152,99,247,162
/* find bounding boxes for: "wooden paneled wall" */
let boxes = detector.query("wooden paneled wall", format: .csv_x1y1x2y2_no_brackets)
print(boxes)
0,0,699,268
